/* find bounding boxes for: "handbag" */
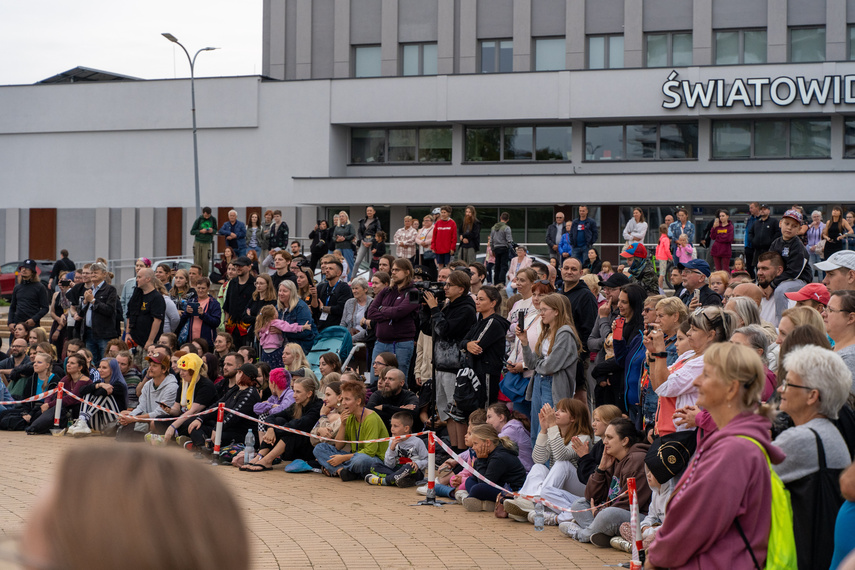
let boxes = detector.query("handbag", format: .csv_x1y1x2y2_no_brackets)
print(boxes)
785,428,843,570
499,371,529,403
434,339,467,371
494,495,509,518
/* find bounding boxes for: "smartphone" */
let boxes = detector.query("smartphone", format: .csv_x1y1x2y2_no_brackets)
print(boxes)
646,324,655,333
517,309,527,327
613,316,625,341
693,289,701,301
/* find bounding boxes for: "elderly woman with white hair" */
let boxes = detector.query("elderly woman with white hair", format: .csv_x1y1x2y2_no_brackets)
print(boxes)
773,344,852,570
341,277,373,343
729,324,778,402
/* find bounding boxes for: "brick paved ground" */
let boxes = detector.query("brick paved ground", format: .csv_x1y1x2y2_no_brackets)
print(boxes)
0,432,630,569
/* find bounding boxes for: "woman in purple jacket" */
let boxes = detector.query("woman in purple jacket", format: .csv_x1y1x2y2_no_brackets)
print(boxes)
710,209,735,272
646,342,782,570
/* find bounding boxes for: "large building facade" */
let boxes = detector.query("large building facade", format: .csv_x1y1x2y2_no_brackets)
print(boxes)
2,0,855,278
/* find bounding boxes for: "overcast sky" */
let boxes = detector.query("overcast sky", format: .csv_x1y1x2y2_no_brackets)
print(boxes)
0,1,263,85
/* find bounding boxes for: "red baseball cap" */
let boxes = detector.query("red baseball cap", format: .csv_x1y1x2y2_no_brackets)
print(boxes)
620,243,648,259
784,283,830,306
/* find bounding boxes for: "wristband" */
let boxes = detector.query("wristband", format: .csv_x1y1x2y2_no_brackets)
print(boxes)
595,468,606,474
651,352,668,359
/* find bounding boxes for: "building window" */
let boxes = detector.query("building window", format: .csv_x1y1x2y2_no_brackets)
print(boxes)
350,126,453,164
534,37,565,71
584,123,697,161
464,125,572,162
711,119,831,159
790,27,825,63
844,119,855,157
401,43,438,76
646,32,693,67
714,29,767,64
588,35,624,69
480,39,513,73
353,45,382,77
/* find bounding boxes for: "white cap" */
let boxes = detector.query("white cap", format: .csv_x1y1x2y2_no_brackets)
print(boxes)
815,250,855,272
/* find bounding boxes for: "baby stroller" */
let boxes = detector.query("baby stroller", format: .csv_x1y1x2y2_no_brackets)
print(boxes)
306,326,361,379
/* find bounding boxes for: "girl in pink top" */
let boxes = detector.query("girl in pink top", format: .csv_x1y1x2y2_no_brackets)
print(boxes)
674,234,694,264
255,305,311,369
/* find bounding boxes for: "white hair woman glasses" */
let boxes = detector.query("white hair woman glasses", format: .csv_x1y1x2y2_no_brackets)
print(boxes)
771,344,852,569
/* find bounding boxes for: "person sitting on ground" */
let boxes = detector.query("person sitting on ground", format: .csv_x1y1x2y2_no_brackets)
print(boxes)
559,418,651,546
2,353,59,432
503,399,594,524
25,354,92,434
365,411,428,487
252,367,294,425
460,423,528,512
282,342,318,385
486,402,533,472
156,353,219,446
117,350,178,441
68,357,128,436
310,380,345,447
313,379,389,480
183,362,260,455
240,376,322,471
367,367,420,434
772,345,852,570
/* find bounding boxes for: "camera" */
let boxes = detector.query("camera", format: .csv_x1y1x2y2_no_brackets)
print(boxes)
59,279,71,287
410,280,445,303
177,299,188,311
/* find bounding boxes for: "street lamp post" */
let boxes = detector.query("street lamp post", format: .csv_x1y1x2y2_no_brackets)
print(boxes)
162,33,218,217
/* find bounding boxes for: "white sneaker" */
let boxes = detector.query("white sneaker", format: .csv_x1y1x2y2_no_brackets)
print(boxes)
503,498,535,518
610,536,632,553
559,520,583,540
70,418,91,438
462,497,494,512
528,510,559,526
416,485,428,496
454,490,470,503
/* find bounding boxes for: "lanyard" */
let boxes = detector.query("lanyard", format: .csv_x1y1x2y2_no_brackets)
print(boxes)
353,407,366,453
325,280,339,306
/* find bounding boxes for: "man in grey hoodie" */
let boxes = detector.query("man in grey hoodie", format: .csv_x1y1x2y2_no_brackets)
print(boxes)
490,212,513,286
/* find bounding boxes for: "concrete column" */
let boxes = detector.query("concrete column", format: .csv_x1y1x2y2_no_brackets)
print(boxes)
459,0,478,73
264,0,288,80
624,0,643,68
566,0,586,70
94,208,110,260
4,209,20,262
513,0,532,71
693,0,712,66
381,0,399,76
183,207,196,257
295,0,313,79
138,208,155,260
117,208,137,285
827,0,847,61
333,0,351,78
437,0,455,74
767,0,788,63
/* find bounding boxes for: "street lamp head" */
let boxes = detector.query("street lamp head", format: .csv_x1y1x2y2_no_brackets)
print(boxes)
203,47,219,51
162,33,179,43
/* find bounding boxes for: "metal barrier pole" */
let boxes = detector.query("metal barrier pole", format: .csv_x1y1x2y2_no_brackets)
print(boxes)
53,382,65,428
211,403,225,466
628,477,644,567
414,431,447,507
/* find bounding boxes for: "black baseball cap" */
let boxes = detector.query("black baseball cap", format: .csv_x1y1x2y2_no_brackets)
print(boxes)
232,256,252,267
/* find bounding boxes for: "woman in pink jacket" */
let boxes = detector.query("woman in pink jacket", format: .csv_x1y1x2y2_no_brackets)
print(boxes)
710,209,735,272
645,343,783,570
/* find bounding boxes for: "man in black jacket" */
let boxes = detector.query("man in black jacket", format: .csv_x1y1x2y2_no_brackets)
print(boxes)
677,259,722,308
545,211,566,265
559,257,598,350
311,259,353,331
9,260,49,335
267,209,289,250
748,204,781,267
367,368,420,433
223,257,256,347
80,262,119,361
48,249,75,291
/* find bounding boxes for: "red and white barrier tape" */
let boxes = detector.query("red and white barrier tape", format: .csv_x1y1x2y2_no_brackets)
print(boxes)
0,387,59,405
59,388,217,422
433,436,628,514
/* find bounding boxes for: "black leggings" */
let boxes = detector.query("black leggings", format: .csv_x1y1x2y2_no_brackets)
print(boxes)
26,404,80,434
260,429,314,462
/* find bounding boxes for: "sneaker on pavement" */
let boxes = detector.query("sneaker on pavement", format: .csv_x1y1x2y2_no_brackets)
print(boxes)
145,433,167,447
610,536,632,553
364,474,383,486
338,468,359,482
590,532,612,548
416,485,429,496
454,490,470,503
559,521,582,540
176,436,192,450
70,418,91,438
527,510,559,526
508,514,528,522
462,497,494,512
391,464,418,487
503,498,535,519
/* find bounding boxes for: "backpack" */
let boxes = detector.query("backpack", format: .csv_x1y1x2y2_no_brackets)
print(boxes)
735,436,798,570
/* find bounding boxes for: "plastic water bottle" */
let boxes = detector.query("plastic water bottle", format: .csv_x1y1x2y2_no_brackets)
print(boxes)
244,430,256,464
533,497,545,532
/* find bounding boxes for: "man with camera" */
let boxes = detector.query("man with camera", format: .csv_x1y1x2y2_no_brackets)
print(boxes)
366,258,420,384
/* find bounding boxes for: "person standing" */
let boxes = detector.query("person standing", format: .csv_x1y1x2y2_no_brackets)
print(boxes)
311,259,353,331
267,209,290,253
668,208,696,255
9,260,49,339
416,215,435,270
743,202,761,277
710,209,735,271
218,210,247,257
546,211,566,265
333,211,356,276
394,216,419,264
352,206,381,280
80,262,118,362
748,204,780,268
48,249,75,291
190,207,217,277
806,210,826,279
126,268,166,351
431,206,458,270
458,206,481,264
823,205,854,260
489,212,513,286
623,208,648,246
569,206,599,264
222,257,256,347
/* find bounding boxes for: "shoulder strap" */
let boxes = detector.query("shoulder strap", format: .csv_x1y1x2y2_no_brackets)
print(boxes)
808,428,827,470
734,518,762,570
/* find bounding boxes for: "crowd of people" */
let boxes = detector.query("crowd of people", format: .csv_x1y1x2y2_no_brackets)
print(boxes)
3,202,855,568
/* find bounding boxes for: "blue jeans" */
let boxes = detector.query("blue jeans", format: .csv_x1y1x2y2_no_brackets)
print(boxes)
313,443,382,477
529,373,553,448
371,340,414,385
572,247,587,263
339,248,355,275
85,335,109,363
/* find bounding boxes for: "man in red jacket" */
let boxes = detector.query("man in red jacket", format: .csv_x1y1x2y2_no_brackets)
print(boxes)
431,205,457,269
